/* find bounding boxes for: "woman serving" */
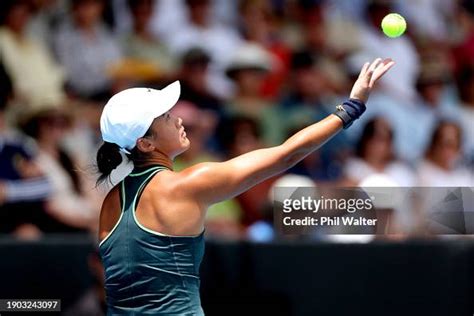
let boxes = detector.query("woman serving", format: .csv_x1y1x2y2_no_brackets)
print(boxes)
97,58,394,315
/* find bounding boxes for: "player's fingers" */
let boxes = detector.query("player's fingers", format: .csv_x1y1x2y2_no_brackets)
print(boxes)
367,58,382,75
359,62,370,78
363,58,382,85
369,59,395,87
369,60,395,87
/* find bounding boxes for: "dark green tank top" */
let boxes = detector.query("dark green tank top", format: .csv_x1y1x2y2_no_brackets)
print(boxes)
99,165,205,315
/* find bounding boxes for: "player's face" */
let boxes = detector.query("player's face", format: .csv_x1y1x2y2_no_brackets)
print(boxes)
147,112,190,158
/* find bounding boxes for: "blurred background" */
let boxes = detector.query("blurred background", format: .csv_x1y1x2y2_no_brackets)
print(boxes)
0,0,473,315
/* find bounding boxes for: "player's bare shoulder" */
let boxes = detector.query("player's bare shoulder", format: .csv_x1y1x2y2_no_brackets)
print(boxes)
148,164,213,199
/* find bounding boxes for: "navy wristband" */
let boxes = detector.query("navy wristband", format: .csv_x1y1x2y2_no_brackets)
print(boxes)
333,98,366,129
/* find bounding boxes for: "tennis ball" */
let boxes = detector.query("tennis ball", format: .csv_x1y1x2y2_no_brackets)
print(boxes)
381,13,406,38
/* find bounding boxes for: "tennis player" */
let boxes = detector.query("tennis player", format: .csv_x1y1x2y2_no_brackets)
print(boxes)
97,58,394,315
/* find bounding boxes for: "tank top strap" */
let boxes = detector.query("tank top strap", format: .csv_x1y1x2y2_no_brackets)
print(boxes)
121,165,168,212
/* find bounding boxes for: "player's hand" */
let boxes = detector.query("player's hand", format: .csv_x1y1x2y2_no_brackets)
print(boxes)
349,58,395,104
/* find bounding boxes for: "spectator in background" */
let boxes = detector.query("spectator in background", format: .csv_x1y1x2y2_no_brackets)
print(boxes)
145,0,239,44
54,0,122,99
417,121,473,187
407,55,463,158
296,0,352,95
345,53,421,162
323,0,367,22
276,50,351,180
356,0,419,102
177,47,223,115
166,0,242,67
165,0,243,98
0,0,65,109
455,66,474,163
396,0,456,42
452,0,474,72
218,115,264,159
59,98,106,173
449,2,473,163
415,55,456,112
117,0,176,84
21,105,101,233
217,115,275,227
238,0,291,99
344,117,415,187
27,0,68,48
274,51,327,142
315,0,363,56
0,61,51,237
224,42,278,145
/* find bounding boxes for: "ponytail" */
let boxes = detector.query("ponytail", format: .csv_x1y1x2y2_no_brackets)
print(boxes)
96,126,155,185
96,142,123,186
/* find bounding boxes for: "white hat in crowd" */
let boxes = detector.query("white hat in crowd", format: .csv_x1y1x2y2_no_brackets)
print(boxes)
225,43,274,78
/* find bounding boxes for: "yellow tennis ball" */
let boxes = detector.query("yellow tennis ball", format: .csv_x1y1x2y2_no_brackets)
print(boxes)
381,13,407,38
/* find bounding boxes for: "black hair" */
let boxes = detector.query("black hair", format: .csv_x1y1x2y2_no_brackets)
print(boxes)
96,127,154,185
0,61,13,111
365,0,391,14
462,0,474,17
127,0,153,11
290,50,318,71
20,110,71,139
297,0,324,11
456,65,474,103
96,142,123,185
0,0,33,25
71,0,103,8
216,115,261,156
425,120,462,158
355,117,394,158
185,0,209,8
181,47,211,66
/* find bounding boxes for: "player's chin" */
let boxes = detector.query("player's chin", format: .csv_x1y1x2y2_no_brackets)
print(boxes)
180,137,191,149
174,140,190,157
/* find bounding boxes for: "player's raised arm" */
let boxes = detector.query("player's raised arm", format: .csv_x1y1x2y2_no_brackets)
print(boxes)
177,58,395,207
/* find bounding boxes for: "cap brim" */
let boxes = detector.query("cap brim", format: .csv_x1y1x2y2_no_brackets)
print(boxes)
152,80,181,118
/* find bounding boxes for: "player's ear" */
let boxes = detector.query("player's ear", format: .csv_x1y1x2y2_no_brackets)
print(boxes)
136,137,155,153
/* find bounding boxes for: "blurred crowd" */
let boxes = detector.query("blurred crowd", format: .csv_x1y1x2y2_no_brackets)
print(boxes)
0,0,473,241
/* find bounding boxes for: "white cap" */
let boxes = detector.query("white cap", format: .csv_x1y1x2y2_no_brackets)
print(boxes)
100,81,181,150
225,43,274,77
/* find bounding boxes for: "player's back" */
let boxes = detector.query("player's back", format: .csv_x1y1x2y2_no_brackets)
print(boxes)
99,165,205,315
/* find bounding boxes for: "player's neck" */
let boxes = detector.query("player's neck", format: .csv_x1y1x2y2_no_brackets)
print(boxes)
135,151,173,170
